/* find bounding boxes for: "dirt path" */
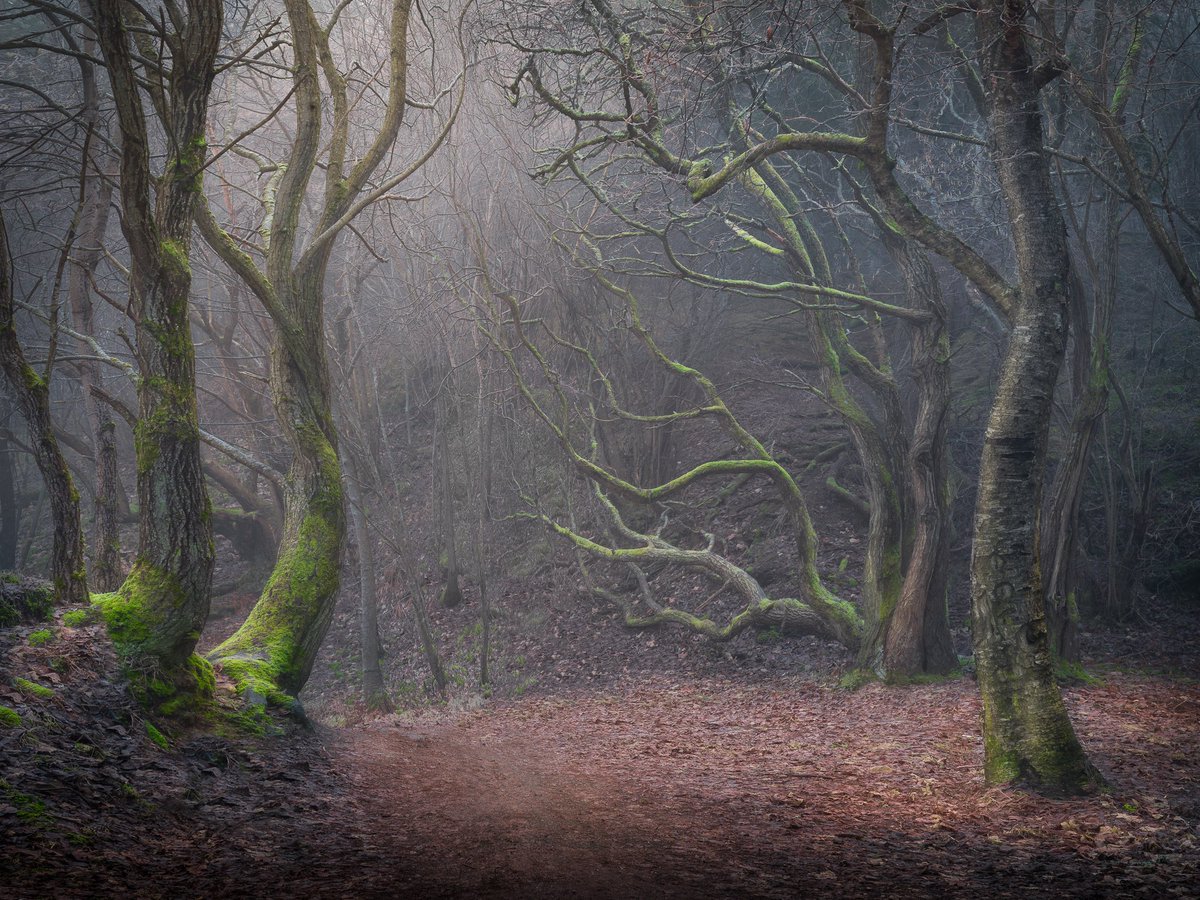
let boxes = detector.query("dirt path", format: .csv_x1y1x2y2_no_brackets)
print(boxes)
329,677,1200,898
4,658,1197,897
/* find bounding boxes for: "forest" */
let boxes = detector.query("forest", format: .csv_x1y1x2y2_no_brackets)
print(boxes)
0,0,1198,894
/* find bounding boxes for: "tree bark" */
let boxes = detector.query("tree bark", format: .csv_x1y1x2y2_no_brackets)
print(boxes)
0,211,88,605
70,1,123,592
882,236,956,676
0,414,16,570
969,0,1094,792
90,0,219,674
344,453,389,711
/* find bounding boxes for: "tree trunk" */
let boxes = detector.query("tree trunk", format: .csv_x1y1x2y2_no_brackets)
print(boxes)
970,0,1094,793
1041,276,1105,662
209,302,344,705
0,212,88,605
0,414,16,570
69,6,123,592
436,390,463,608
883,237,956,676
344,452,389,711
91,0,218,676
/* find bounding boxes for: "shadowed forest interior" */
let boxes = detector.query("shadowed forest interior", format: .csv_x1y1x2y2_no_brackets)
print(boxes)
1,0,1198,895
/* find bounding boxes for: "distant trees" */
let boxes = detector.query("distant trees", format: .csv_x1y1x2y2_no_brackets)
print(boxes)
495,0,1113,790
499,0,958,679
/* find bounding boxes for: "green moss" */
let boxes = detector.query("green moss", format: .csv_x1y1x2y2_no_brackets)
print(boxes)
0,780,48,826
886,665,965,686
1055,659,1102,686
0,706,20,727
0,574,54,625
63,608,94,627
93,563,187,657
27,629,53,647
159,238,191,282
210,505,340,707
14,677,53,699
144,721,169,750
188,654,216,694
983,728,1022,783
838,669,879,691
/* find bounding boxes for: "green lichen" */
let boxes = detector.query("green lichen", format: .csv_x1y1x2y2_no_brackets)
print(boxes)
27,629,53,647
144,721,169,750
0,706,20,727
14,677,53,699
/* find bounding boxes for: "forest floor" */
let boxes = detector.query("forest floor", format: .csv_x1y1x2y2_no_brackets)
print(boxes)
2,600,1199,898
5,374,1200,896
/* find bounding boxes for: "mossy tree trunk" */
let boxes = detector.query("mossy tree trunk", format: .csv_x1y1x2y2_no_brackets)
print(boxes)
91,0,219,672
200,0,419,702
969,0,1094,793
0,210,88,606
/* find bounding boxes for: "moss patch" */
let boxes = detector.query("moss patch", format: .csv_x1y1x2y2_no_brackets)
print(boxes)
144,721,169,751
14,677,54,699
1055,659,1103,686
28,628,54,647
62,608,96,627
0,779,49,826
0,573,54,626
0,705,20,727
838,669,880,691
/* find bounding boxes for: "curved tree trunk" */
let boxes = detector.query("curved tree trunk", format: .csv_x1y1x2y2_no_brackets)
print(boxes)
91,0,218,676
970,0,1094,793
209,305,344,705
882,236,956,676
199,0,416,704
0,211,88,605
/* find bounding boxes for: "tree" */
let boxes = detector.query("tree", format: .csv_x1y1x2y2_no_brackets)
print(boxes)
501,0,957,677
0,208,87,604
197,0,466,704
88,0,220,683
